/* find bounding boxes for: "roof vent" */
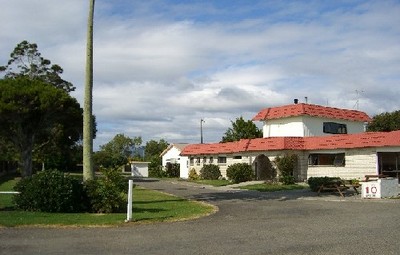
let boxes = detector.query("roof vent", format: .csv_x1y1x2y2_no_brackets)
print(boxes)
294,99,299,104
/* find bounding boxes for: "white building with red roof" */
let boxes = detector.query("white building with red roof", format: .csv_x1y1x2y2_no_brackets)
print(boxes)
180,103,400,181
253,103,371,138
160,143,189,178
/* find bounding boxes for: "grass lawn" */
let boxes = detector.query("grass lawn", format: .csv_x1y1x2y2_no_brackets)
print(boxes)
0,175,215,227
239,183,308,192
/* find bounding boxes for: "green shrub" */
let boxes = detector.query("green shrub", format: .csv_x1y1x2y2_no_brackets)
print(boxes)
275,154,297,184
13,169,84,212
188,168,199,180
226,163,253,183
149,165,167,178
275,154,297,176
200,165,221,180
279,175,295,185
83,167,129,213
165,163,180,178
307,176,342,192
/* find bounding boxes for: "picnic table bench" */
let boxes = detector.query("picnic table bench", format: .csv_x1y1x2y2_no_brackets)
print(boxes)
317,179,360,198
364,174,388,181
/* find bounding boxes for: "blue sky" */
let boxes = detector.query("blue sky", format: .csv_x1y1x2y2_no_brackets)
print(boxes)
1,0,399,149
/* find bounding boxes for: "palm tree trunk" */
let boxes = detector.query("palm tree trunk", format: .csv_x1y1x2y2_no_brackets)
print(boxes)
83,0,95,181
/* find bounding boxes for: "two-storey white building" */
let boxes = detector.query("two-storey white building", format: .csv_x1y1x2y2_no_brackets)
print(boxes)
180,102,400,181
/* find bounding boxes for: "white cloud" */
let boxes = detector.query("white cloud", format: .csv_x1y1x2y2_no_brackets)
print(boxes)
1,0,399,149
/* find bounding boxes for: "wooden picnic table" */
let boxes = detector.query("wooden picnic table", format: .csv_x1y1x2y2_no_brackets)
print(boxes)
317,180,360,197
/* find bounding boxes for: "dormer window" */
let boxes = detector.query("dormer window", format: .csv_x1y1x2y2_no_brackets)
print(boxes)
323,122,347,134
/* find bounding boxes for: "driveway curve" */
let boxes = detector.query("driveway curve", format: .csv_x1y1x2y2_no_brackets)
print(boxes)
1,178,400,255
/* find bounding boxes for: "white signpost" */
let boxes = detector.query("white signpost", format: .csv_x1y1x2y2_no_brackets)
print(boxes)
126,180,133,222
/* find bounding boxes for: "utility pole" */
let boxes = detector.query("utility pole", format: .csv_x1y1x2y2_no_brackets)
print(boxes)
83,0,95,181
354,90,364,110
200,119,205,144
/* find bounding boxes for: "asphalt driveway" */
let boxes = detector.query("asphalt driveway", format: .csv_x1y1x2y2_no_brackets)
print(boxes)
1,178,400,255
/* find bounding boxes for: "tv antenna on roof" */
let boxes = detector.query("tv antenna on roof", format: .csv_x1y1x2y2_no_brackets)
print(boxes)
353,90,364,110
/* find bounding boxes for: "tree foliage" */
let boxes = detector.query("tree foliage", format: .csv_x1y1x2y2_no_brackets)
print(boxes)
275,154,297,184
94,134,142,168
145,139,169,159
0,40,74,92
0,78,83,177
367,111,400,132
0,41,92,174
221,116,262,143
144,139,169,177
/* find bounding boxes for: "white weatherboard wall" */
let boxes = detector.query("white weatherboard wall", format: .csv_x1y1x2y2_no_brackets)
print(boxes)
180,158,189,179
262,116,366,138
263,117,304,137
162,146,188,169
307,148,378,180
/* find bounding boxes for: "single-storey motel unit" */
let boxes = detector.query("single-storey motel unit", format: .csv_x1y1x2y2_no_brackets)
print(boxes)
179,103,400,181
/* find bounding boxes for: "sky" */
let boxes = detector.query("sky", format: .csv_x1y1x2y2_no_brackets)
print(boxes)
1,0,399,150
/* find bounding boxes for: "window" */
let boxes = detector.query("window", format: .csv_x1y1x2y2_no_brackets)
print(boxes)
196,157,200,166
218,157,227,164
378,152,400,178
323,122,347,134
209,157,214,164
189,157,194,166
233,155,242,159
202,157,207,164
309,153,345,166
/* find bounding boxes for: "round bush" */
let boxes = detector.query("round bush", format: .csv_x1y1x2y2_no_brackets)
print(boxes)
13,169,84,212
149,165,167,178
188,168,199,180
165,163,180,177
226,163,253,183
279,175,295,185
83,167,129,213
200,164,221,180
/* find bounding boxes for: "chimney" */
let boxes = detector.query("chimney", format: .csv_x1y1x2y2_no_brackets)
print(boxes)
294,99,299,104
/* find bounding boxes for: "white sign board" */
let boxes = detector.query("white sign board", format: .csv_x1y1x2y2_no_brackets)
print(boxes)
361,178,399,199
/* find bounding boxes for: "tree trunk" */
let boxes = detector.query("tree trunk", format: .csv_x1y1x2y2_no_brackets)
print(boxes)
20,146,33,177
19,135,34,178
83,0,95,181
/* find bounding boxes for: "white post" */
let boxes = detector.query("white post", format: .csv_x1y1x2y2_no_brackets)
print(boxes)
126,179,133,222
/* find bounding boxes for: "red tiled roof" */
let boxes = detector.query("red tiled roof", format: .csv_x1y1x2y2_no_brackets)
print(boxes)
181,139,251,155
304,131,400,150
252,103,371,122
180,130,400,156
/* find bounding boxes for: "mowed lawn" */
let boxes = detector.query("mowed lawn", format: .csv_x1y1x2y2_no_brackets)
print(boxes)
0,175,215,227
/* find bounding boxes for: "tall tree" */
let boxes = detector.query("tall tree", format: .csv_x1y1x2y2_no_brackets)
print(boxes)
0,40,74,93
0,78,82,177
145,139,169,159
0,41,94,173
83,0,95,181
144,139,169,173
221,116,263,143
367,111,400,132
94,134,142,168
